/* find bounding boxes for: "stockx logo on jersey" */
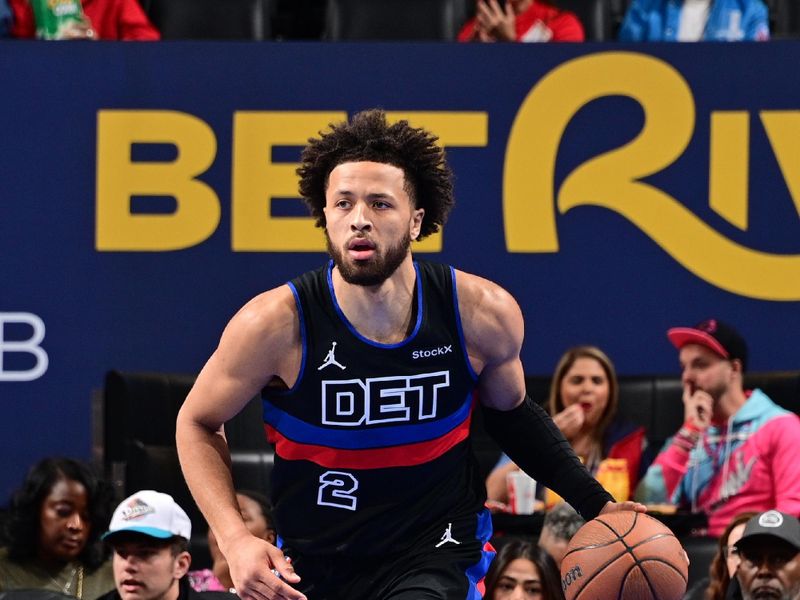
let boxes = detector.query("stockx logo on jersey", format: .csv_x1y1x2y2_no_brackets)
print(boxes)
322,371,450,426
412,345,453,360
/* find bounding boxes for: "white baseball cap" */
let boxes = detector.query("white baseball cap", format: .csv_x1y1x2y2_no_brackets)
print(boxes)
103,490,192,541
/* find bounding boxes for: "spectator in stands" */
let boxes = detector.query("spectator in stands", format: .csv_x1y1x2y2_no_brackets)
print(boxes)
487,346,650,504
458,0,585,42
188,491,275,593
635,319,800,537
0,457,116,598
537,502,585,568
8,0,159,40
484,539,565,599
99,490,228,600
734,510,800,600
1,0,12,37
618,0,769,41
684,511,756,600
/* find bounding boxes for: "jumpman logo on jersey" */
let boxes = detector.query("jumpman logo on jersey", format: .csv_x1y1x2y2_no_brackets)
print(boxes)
435,522,461,547
318,341,346,371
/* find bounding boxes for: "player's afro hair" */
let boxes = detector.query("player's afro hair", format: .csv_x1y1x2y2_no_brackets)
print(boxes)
297,109,454,241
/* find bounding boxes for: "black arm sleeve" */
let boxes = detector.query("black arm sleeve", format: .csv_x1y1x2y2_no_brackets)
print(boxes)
481,395,614,520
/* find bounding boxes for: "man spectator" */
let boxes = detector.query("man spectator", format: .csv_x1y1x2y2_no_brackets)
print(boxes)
635,319,800,536
735,510,800,600
99,490,229,600
538,502,585,567
619,0,769,41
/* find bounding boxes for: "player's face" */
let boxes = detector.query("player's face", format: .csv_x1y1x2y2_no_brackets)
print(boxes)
679,344,734,409
559,357,610,428
323,161,424,287
736,538,800,600
494,558,543,599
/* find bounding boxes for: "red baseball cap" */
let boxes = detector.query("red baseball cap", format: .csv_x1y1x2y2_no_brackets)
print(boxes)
667,318,748,369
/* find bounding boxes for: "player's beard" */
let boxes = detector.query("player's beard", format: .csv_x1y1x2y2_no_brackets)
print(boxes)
326,231,412,287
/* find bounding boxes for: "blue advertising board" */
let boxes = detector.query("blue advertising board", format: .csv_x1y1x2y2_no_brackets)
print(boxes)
1,41,798,498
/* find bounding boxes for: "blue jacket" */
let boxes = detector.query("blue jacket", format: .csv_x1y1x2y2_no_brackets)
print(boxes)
0,0,12,38
619,0,770,41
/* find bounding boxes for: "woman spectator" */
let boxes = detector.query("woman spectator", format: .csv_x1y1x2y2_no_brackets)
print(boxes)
487,346,651,504
188,490,275,593
684,511,756,600
484,539,565,599
0,457,115,598
458,0,584,43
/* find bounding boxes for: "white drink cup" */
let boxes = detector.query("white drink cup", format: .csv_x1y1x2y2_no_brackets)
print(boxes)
506,470,537,515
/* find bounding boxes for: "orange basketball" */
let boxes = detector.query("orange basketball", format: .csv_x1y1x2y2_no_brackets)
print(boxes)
560,511,688,600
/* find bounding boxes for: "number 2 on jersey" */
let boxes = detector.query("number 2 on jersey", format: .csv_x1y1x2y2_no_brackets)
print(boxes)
317,470,359,511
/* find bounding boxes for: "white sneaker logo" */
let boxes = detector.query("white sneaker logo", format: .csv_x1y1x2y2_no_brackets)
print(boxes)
435,522,461,547
318,341,346,371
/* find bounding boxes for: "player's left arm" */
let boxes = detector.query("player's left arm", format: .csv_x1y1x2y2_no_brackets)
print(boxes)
456,270,644,519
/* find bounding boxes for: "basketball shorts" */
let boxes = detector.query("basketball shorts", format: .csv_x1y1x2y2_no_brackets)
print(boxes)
283,510,495,600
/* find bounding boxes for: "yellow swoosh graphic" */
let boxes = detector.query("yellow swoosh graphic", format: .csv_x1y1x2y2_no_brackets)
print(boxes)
559,177,800,301
504,51,800,301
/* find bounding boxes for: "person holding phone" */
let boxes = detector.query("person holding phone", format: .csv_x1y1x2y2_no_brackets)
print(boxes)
457,0,584,42
634,319,800,536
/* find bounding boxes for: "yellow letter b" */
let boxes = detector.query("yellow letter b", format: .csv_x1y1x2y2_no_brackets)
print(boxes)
96,110,219,251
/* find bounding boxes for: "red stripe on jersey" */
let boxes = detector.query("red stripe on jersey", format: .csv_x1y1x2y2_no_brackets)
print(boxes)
264,414,472,469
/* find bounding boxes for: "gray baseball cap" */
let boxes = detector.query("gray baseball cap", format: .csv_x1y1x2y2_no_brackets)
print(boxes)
737,510,800,551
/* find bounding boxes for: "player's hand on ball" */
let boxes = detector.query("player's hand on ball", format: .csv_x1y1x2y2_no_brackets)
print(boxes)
599,500,647,515
223,533,305,600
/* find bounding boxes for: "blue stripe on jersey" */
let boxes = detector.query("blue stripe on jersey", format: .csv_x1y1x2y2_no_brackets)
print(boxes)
273,281,307,396
450,266,479,382
465,508,495,600
263,391,473,449
326,260,424,349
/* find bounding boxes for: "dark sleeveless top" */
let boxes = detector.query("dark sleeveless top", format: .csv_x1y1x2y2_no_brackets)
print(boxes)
261,260,485,556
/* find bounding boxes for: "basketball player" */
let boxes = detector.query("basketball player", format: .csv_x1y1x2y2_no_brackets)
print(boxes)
176,109,644,600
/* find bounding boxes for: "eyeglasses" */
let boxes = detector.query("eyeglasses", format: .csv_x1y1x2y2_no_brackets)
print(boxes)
738,547,799,570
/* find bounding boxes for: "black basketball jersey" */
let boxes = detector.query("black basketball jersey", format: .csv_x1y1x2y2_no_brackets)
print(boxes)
261,260,487,557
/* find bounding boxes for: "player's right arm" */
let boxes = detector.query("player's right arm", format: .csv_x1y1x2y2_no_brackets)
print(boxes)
176,285,306,600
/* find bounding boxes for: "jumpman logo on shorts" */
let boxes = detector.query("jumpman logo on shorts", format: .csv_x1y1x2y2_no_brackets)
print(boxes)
435,522,461,547
318,341,346,371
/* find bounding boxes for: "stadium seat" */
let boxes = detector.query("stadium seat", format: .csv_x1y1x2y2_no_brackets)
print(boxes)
324,0,462,40
556,0,614,41
103,370,272,567
766,0,800,38
144,0,274,40
680,536,718,594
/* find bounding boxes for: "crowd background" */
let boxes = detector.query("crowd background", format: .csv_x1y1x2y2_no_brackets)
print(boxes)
2,0,799,41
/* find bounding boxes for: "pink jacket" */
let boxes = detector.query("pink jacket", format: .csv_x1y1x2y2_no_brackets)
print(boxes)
635,389,800,536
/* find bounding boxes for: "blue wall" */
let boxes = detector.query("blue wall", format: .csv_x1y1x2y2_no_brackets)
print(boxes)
1,41,798,499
